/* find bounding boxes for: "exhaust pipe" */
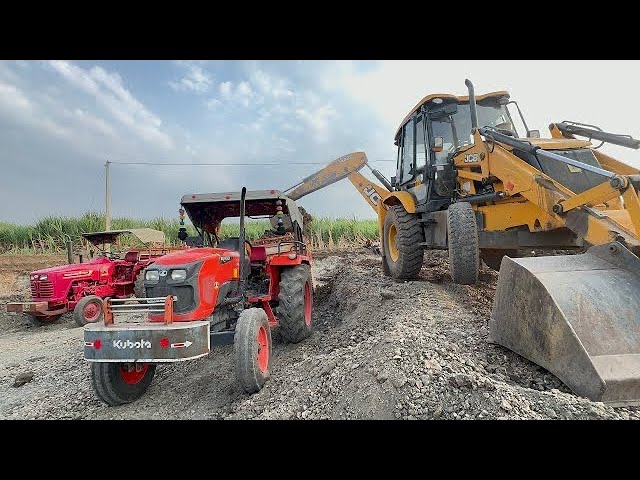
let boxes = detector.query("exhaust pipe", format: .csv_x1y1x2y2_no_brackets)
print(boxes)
237,187,247,297
465,79,478,131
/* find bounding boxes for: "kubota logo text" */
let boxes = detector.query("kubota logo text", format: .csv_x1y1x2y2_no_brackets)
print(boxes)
113,339,151,349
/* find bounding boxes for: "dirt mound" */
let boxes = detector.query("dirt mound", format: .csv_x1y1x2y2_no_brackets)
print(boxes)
0,250,638,419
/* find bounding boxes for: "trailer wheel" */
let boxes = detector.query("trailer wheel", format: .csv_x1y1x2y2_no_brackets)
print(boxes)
74,295,104,327
277,264,313,343
447,202,480,285
91,362,156,406
480,249,518,271
234,308,271,394
28,314,62,325
383,205,424,279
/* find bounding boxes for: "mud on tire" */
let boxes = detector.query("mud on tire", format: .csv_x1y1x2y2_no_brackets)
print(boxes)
74,295,104,327
277,264,313,343
91,363,156,406
447,202,480,284
383,205,424,279
234,308,272,393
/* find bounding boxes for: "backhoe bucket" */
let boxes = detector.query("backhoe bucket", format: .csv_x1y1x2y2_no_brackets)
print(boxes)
489,242,640,406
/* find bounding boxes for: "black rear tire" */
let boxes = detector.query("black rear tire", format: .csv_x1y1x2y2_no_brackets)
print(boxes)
383,205,424,279
277,264,313,343
91,363,156,406
447,202,480,285
73,295,104,327
234,308,272,393
480,249,518,271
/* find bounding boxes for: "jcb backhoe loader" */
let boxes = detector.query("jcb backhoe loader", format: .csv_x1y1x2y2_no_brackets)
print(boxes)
285,79,640,406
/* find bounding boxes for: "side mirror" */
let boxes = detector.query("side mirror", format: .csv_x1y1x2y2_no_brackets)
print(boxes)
390,176,397,188
178,227,188,241
432,136,444,153
528,129,540,138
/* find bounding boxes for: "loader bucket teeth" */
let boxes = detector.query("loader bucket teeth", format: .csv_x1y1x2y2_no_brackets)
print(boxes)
489,242,640,406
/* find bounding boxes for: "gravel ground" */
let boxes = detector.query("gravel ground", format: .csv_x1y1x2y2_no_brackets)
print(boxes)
1,250,638,420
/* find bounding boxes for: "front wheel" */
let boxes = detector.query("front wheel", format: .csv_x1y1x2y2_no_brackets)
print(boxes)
74,295,104,327
447,202,480,285
383,205,424,279
133,271,147,303
91,362,156,406
234,308,272,394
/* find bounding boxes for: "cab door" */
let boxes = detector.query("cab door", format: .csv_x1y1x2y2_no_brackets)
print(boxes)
395,116,428,204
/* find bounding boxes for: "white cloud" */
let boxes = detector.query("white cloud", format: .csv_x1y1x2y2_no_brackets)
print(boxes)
0,80,71,140
48,60,173,150
169,62,212,93
219,81,232,98
206,98,221,110
295,104,338,142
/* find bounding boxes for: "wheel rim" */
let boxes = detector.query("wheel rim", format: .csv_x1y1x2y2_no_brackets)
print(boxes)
83,301,101,322
119,363,149,385
304,281,312,327
256,326,269,373
388,224,399,262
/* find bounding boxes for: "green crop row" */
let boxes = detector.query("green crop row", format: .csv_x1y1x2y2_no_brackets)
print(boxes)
0,213,379,254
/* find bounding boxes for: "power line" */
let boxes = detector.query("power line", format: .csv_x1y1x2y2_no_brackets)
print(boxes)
107,159,396,166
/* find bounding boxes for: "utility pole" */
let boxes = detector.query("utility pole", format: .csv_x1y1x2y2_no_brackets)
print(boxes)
105,160,111,231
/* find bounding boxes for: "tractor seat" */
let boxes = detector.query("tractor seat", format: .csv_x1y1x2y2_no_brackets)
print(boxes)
124,250,140,263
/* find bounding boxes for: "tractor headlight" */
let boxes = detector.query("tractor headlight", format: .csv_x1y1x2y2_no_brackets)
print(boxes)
39,274,48,281
171,269,187,281
145,270,160,282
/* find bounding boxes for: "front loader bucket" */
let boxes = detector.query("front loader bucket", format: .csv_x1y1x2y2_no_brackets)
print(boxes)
489,242,640,406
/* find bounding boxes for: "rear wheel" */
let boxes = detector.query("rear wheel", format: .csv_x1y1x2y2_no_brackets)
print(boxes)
234,308,272,393
481,249,518,271
447,202,480,285
28,314,62,325
74,295,104,327
91,362,156,406
278,264,313,343
383,205,424,279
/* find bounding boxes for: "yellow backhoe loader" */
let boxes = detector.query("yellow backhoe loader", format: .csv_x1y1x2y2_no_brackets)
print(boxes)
285,79,640,406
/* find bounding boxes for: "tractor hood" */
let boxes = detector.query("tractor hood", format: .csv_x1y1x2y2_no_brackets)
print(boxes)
81,228,165,246
31,256,112,276
150,247,235,266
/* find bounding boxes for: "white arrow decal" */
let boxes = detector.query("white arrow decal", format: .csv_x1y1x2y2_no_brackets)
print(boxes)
171,341,193,348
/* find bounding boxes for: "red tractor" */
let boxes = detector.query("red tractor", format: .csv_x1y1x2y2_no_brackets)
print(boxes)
7,228,175,327
84,188,314,406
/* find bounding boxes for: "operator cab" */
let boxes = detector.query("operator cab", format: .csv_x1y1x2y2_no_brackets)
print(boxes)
393,91,528,212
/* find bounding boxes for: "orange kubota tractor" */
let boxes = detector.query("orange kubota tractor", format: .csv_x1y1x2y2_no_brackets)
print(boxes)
84,188,314,405
285,80,640,406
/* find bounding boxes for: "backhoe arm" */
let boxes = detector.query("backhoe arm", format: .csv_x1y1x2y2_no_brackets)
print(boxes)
284,151,391,213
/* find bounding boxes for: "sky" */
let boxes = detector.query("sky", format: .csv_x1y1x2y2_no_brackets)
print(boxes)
1,60,639,225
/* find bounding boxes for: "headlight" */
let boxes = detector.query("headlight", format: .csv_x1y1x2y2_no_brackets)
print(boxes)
39,274,48,281
171,269,187,281
145,270,159,281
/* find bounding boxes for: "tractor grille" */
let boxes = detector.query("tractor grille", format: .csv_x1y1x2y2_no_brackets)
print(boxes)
31,280,54,299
